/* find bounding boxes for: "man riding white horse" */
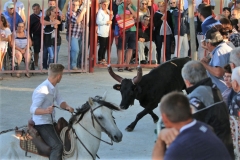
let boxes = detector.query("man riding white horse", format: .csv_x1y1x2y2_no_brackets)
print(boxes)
30,63,74,160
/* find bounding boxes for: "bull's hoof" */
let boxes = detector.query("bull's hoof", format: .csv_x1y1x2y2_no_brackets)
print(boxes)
125,126,134,132
153,117,159,123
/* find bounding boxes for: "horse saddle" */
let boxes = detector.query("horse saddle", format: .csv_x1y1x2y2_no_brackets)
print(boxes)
15,117,71,157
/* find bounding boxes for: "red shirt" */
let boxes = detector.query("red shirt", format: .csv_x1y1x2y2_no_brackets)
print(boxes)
141,23,148,32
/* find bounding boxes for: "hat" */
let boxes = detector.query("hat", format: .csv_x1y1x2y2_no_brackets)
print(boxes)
7,2,14,9
204,29,223,43
100,0,110,3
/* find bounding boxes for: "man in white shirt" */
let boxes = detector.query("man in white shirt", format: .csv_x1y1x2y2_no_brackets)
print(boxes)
30,63,74,160
3,0,26,22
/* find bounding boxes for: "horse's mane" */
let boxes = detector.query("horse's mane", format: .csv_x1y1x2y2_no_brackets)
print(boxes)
68,101,90,129
92,98,121,112
68,97,121,129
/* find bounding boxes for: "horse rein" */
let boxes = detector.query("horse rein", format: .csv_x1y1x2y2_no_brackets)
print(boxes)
71,104,115,159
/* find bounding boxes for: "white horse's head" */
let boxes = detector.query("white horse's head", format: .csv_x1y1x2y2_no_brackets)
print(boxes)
69,94,123,143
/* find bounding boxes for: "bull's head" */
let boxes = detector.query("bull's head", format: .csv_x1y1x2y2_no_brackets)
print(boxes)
108,65,142,110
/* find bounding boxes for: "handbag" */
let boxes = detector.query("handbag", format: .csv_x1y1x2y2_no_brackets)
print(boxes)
160,21,172,36
115,14,135,30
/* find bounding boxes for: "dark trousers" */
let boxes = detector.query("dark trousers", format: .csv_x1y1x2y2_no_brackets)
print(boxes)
42,46,48,69
98,36,109,61
155,34,172,63
35,124,63,160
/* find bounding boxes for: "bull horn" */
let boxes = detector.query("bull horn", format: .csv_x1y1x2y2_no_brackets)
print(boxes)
132,66,142,85
107,65,123,83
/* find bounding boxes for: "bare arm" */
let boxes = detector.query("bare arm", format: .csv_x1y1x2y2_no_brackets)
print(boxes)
152,137,166,160
20,9,26,22
7,34,12,44
28,37,32,47
152,128,179,160
76,8,87,24
60,102,74,113
42,19,60,26
127,4,137,18
200,58,225,78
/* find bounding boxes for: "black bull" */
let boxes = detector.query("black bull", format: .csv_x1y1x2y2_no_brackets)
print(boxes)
108,57,191,131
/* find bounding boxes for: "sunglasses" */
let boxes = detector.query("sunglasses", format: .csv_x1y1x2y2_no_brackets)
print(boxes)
170,2,176,4
142,3,147,5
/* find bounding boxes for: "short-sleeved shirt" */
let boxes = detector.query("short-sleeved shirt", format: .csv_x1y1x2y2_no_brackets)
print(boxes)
0,27,11,52
118,3,137,31
164,121,231,160
2,10,23,32
208,42,232,93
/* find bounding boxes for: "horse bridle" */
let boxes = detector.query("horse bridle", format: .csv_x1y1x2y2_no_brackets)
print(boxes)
71,103,114,160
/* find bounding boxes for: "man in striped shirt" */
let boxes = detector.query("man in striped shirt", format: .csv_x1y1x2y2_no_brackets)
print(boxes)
66,0,86,70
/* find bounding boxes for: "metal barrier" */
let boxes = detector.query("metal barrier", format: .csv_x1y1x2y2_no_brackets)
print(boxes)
1,0,90,75
0,0,225,74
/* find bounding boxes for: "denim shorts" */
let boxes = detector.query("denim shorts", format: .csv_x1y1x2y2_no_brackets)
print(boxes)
118,31,136,50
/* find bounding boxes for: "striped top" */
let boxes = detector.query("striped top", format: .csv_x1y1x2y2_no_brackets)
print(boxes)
14,31,27,49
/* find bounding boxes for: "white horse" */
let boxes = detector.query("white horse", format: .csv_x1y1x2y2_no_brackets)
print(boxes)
0,94,122,160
